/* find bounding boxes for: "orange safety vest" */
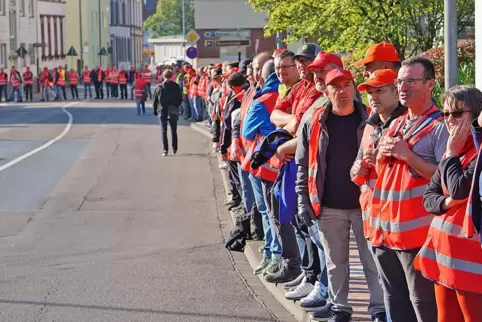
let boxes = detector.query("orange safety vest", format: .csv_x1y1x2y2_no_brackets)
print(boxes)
83,71,91,84
190,77,198,97
57,72,65,86
119,72,127,85
245,92,281,182
0,72,7,85
238,87,258,168
105,70,111,83
415,143,482,294
23,72,33,85
198,77,207,98
11,72,20,88
40,71,50,86
69,72,78,85
110,72,119,85
369,105,443,249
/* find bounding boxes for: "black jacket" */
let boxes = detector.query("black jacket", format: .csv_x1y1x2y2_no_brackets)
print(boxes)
153,80,183,115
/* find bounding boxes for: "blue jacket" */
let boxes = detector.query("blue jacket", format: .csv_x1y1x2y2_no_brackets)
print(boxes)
251,129,297,224
241,73,280,141
470,121,482,239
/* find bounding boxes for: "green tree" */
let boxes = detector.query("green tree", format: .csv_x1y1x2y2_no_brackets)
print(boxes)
143,0,195,37
249,0,474,59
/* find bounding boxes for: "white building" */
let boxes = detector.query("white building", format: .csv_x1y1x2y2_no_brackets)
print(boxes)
109,0,143,69
0,0,39,74
37,0,66,72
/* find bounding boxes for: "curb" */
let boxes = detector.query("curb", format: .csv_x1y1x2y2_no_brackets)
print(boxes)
190,122,314,322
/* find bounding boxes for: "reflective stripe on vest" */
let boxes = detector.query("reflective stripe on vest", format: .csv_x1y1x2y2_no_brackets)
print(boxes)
23,72,33,85
83,72,91,84
69,73,78,85
369,106,442,250
415,145,482,293
239,87,258,170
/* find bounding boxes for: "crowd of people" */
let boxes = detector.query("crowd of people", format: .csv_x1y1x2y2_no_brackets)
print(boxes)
178,43,482,322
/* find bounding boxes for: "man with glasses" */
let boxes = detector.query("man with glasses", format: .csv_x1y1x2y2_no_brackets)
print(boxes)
369,57,448,322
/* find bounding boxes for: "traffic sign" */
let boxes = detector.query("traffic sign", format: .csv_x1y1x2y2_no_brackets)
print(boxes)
185,29,200,45
16,45,28,59
66,46,78,56
204,40,251,48
204,30,251,38
186,47,198,59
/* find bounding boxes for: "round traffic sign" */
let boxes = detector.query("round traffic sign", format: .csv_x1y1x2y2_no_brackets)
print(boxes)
186,47,198,59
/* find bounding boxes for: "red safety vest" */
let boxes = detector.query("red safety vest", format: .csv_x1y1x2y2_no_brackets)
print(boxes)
156,73,162,85
369,106,443,249
142,70,152,83
69,72,78,85
198,76,207,98
134,79,145,99
415,143,482,294
238,87,257,169
246,92,281,182
40,71,50,86
119,72,127,85
189,77,198,97
110,72,119,85
83,71,91,84
0,72,7,85
10,72,20,88
23,71,33,85
97,69,103,82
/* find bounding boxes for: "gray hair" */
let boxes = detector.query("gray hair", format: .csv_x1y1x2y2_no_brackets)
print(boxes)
442,85,482,120
261,59,275,81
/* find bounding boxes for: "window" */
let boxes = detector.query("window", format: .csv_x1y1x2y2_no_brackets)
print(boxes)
28,0,34,17
53,17,58,56
47,16,51,56
0,0,5,16
28,43,35,65
19,43,26,66
9,11,16,53
19,0,25,16
60,17,64,56
40,16,45,58
0,44,7,67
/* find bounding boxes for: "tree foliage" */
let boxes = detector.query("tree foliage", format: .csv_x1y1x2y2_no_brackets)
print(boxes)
248,0,474,59
143,0,195,37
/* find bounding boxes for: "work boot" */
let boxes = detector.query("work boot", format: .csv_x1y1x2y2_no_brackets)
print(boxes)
265,265,302,284
327,311,352,322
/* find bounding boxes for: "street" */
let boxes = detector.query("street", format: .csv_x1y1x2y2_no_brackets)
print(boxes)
0,99,293,322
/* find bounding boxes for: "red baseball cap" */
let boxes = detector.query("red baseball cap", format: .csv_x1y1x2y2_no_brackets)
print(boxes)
325,68,354,86
353,42,400,66
358,69,398,92
307,52,343,71
273,48,287,57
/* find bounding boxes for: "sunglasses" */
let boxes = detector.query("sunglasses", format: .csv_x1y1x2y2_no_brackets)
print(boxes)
441,110,471,119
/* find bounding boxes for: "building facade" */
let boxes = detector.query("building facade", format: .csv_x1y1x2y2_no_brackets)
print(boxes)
109,0,143,69
65,0,110,71
0,0,39,74
38,0,66,72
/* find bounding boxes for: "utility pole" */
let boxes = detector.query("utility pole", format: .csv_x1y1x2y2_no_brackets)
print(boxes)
79,0,83,70
276,31,282,49
182,0,186,60
444,0,457,88
98,0,102,66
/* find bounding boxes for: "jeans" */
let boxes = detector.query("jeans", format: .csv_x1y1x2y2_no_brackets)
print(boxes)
192,96,202,121
183,96,191,119
55,85,66,100
24,85,33,101
0,85,7,101
9,87,22,102
249,174,282,259
129,82,134,99
308,222,329,299
42,86,51,101
136,99,145,114
238,166,263,239
84,84,92,98
159,111,178,152
120,84,127,99
105,82,110,97
70,85,78,99
111,84,118,98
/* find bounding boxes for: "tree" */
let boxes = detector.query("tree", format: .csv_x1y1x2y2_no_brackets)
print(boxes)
248,0,474,59
143,0,195,37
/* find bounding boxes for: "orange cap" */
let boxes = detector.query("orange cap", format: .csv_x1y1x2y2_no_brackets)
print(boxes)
325,68,354,86
357,69,398,92
353,42,400,66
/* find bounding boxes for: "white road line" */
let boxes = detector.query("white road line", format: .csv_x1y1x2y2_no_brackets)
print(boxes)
0,101,78,172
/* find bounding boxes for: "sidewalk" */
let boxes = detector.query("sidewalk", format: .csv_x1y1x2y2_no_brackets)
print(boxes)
190,122,372,322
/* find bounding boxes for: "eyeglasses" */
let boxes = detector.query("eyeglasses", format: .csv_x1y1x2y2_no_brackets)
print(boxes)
394,78,428,86
441,110,471,119
275,64,296,71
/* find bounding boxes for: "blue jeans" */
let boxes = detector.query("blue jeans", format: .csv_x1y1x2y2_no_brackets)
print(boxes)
249,174,282,259
192,96,202,121
308,222,329,300
129,83,134,99
238,166,255,214
0,85,8,101
84,84,92,98
136,99,145,114
9,87,22,102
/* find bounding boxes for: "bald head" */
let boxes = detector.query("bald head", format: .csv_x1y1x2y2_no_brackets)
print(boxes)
253,52,273,83
261,59,275,81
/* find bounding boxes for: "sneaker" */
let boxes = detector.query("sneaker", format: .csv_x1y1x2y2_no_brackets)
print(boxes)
218,161,228,170
263,258,281,276
372,312,387,322
283,271,305,290
311,302,334,321
253,257,271,275
300,282,326,311
173,150,177,155
162,151,168,156
265,266,302,284
284,277,314,300
327,311,352,322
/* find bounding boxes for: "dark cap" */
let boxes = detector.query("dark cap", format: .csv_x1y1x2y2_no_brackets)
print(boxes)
239,59,253,75
212,68,223,79
293,43,322,60
228,62,239,69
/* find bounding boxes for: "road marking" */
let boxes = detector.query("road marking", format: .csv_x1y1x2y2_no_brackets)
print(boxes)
0,101,78,172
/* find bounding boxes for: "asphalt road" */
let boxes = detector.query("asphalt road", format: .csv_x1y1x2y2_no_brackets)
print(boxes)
0,99,295,322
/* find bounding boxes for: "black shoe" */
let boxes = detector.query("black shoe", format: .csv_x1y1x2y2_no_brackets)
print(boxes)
328,311,352,322
173,150,177,155
311,302,333,320
372,312,387,322
162,151,168,156
264,266,301,284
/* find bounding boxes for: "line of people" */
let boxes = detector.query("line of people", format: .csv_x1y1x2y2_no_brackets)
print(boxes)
206,42,482,322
